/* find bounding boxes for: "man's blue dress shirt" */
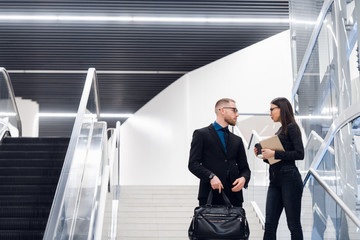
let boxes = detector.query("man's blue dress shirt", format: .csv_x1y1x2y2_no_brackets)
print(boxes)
213,121,229,152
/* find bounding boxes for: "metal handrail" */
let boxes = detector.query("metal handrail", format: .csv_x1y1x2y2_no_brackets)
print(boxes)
251,201,265,229
291,0,334,102
0,67,22,136
308,168,360,228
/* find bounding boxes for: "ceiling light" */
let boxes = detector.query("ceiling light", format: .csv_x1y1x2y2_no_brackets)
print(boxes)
295,115,333,120
0,112,17,117
101,113,133,118
38,112,133,118
38,113,77,118
0,14,290,24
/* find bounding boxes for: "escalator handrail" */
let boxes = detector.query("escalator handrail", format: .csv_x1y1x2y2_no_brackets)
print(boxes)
0,67,22,136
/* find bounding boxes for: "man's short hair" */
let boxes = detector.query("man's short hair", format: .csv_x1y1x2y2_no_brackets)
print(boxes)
215,98,236,110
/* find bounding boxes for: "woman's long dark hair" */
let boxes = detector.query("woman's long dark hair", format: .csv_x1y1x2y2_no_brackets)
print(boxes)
271,97,300,136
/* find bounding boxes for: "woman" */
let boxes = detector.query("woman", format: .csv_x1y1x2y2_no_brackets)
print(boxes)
256,97,304,240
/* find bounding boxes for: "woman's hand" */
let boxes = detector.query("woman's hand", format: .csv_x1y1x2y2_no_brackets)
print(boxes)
262,148,275,159
253,147,258,156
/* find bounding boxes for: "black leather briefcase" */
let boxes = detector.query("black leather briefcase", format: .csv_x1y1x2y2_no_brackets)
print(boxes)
188,190,249,240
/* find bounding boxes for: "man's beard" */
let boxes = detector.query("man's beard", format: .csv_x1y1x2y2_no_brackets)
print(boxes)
225,117,236,126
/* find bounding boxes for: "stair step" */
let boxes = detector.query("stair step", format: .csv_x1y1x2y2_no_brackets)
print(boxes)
0,144,68,152
0,167,61,176
0,185,56,195
0,230,44,240
0,195,53,207
0,151,66,159
2,137,69,144
0,159,64,168
0,218,47,230
0,207,50,218
0,176,59,185
110,185,264,239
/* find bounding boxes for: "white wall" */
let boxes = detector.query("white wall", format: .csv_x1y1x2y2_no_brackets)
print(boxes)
120,30,293,185
15,97,39,137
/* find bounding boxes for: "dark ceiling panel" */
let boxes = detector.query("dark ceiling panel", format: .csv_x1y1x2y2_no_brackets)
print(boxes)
0,0,289,136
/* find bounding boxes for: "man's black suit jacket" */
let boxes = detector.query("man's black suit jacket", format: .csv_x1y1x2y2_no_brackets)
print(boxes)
188,124,251,204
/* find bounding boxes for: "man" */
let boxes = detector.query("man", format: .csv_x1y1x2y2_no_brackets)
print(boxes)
188,98,251,206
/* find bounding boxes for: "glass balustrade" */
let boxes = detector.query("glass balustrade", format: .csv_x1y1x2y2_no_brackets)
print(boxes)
290,0,360,238
44,68,107,240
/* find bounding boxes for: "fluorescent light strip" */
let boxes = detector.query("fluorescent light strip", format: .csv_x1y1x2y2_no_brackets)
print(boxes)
295,115,333,120
37,113,329,120
38,113,133,118
0,14,290,24
38,113,77,118
7,70,187,74
0,112,17,117
101,113,133,118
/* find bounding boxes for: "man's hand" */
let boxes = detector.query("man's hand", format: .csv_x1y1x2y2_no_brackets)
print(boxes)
232,177,246,192
210,175,223,194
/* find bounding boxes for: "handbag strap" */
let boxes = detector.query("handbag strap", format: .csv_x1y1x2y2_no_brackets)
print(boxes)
206,190,233,207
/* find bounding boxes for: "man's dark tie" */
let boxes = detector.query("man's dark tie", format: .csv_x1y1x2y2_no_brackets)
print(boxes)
221,127,229,146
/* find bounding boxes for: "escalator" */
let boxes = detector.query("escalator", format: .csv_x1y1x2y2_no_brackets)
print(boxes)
0,137,69,239
0,68,119,240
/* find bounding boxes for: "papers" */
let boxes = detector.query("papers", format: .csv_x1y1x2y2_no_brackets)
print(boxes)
260,135,284,165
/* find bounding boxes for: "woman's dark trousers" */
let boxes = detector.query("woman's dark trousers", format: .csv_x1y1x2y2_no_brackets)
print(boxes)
263,165,303,240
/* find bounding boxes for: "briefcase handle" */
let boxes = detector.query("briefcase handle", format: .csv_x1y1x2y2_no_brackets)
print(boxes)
206,190,233,208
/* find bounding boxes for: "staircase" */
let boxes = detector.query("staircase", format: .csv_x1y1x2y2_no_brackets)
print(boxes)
114,185,263,239
0,137,69,240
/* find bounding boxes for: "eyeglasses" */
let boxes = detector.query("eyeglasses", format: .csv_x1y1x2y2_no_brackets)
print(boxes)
270,107,279,112
221,107,238,113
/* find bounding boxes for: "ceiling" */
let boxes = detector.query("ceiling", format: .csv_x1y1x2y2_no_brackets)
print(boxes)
0,0,289,136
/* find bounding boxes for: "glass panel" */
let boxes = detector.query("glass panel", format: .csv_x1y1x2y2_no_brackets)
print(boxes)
244,132,269,219
347,0,360,104
72,123,105,239
293,2,339,140
308,116,360,239
299,130,324,176
45,69,103,240
293,0,360,140
315,139,336,193
307,177,356,240
54,123,91,240
85,80,98,120
289,0,325,76
335,116,360,218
